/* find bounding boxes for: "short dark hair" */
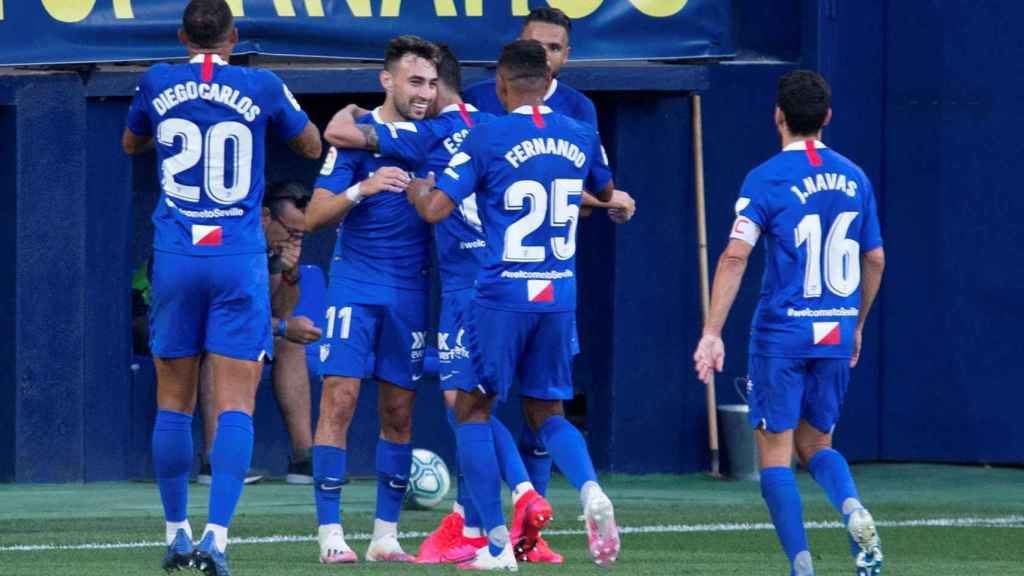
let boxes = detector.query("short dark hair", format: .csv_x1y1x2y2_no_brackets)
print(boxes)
523,7,572,34
498,39,550,92
384,35,439,71
182,0,234,49
264,181,309,215
435,43,461,91
777,70,831,136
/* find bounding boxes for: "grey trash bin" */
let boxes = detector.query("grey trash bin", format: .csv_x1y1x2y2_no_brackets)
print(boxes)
717,404,759,481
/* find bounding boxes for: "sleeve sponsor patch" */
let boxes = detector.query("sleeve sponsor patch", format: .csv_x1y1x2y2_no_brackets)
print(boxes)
320,146,337,176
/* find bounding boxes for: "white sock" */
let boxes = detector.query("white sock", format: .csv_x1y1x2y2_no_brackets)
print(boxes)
463,525,483,539
487,525,509,549
452,501,465,518
580,480,602,507
793,550,815,576
318,523,343,538
203,524,228,553
372,519,398,542
511,481,535,504
165,520,192,545
842,498,864,516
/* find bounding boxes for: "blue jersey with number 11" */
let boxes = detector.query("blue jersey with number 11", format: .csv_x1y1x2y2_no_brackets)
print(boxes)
126,54,310,256
436,106,612,313
732,141,883,359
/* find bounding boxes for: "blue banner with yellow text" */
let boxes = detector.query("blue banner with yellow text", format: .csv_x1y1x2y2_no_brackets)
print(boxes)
0,1,732,66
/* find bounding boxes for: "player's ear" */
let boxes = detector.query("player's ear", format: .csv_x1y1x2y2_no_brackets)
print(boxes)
380,69,393,94
774,106,786,132
177,28,189,48
822,108,833,129
227,27,239,47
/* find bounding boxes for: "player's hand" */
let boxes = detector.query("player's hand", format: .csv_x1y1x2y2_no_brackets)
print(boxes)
285,316,322,344
406,172,436,205
278,238,301,272
693,334,725,385
361,167,411,196
850,328,863,368
607,189,636,224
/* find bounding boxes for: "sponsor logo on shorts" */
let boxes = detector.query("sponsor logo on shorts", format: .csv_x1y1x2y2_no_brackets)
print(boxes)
319,343,331,362
438,330,469,361
410,331,427,361
812,321,841,345
191,224,223,246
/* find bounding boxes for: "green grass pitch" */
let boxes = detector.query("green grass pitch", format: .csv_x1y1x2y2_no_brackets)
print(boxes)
1,464,1022,575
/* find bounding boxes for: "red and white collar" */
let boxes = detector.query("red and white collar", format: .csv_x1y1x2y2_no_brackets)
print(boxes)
189,54,228,65
511,105,552,115
441,103,478,114
783,139,826,151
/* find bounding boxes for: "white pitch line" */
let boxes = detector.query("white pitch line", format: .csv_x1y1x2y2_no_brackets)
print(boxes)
2,516,1022,553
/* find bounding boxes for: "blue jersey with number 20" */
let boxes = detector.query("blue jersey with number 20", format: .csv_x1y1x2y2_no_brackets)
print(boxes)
732,141,883,359
436,106,612,313
126,54,310,256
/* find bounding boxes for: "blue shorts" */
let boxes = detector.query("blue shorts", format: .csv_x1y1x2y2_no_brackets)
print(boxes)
438,288,473,391
320,278,428,389
747,355,850,433
464,302,574,402
571,317,580,356
149,251,272,362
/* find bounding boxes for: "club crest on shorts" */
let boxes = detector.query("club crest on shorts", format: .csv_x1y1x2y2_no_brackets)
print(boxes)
319,343,331,362
812,321,840,345
527,279,554,303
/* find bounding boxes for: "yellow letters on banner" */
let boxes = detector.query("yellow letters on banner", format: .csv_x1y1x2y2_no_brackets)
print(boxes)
0,2,4,20
305,0,325,17
433,0,482,17
224,0,244,17
629,0,687,17
113,0,133,18
41,0,96,22
347,0,371,16
512,0,529,15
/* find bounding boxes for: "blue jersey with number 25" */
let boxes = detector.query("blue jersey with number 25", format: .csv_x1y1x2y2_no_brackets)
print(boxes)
436,106,612,313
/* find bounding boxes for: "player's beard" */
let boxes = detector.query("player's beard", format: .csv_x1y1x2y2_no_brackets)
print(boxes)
395,94,431,120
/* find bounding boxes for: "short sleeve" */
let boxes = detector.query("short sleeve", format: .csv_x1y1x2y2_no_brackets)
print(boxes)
859,177,883,251
577,96,599,130
436,127,485,206
376,120,434,166
263,71,310,141
585,130,613,194
314,146,360,194
126,73,153,137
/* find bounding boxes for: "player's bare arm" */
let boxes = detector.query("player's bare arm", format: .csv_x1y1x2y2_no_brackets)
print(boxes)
693,238,754,384
288,121,323,159
121,127,153,155
306,167,411,231
407,173,456,224
851,247,885,368
324,104,378,151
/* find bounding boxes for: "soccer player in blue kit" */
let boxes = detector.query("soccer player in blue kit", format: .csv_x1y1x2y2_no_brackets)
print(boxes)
323,45,553,565
464,10,634,562
303,36,437,564
693,70,886,576
408,40,621,570
121,1,321,574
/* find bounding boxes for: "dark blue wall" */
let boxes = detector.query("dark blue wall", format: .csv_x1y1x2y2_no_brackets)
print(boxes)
3,1,1024,481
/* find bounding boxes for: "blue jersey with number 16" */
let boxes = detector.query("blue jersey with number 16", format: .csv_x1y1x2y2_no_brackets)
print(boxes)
436,106,612,313
126,54,310,256
732,141,883,359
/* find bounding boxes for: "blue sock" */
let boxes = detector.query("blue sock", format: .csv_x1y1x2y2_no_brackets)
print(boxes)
537,416,597,491
152,410,193,523
207,411,254,528
760,467,811,574
457,422,505,555
808,449,862,558
518,426,552,496
312,445,346,526
446,409,471,513
491,416,529,489
375,439,411,523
